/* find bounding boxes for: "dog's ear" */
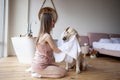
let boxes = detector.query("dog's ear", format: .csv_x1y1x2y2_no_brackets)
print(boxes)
71,32,77,36
66,27,70,31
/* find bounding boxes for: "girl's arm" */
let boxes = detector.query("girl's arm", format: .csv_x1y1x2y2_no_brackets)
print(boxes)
45,34,61,53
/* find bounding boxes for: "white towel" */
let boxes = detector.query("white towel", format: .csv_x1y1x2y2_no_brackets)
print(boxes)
54,33,81,63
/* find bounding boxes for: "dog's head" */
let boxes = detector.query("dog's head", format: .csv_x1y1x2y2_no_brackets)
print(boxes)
62,27,78,41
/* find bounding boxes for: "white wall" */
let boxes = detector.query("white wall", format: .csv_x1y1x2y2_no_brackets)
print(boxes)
8,0,120,55
29,0,120,39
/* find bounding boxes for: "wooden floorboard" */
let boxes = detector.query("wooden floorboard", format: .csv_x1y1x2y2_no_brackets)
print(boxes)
0,56,120,80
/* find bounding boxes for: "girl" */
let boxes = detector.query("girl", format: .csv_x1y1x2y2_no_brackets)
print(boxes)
31,12,67,78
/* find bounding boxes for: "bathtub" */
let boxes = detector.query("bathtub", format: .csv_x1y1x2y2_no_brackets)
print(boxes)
11,37,35,64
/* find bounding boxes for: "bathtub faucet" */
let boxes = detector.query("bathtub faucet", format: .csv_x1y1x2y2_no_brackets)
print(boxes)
27,23,33,37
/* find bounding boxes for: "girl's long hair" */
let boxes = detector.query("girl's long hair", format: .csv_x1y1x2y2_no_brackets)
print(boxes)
36,13,53,45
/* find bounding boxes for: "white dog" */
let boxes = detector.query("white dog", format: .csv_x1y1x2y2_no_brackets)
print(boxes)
62,27,87,74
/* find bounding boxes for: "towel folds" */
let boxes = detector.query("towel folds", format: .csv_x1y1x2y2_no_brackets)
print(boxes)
54,33,81,63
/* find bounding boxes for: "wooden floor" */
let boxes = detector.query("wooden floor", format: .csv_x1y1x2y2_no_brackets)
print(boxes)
0,56,120,80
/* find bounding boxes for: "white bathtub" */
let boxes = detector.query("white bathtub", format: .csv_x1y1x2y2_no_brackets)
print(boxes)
11,37,35,64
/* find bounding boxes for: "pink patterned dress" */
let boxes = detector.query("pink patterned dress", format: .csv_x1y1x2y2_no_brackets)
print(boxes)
31,36,54,72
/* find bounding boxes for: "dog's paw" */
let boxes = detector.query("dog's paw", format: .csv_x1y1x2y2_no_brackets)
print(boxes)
65,66,69,71
65,68,69,71
76,70,80,74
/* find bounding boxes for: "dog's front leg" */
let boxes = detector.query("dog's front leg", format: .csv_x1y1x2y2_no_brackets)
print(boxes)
82,58,87,71
65,62,69,71
76,58,80,74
